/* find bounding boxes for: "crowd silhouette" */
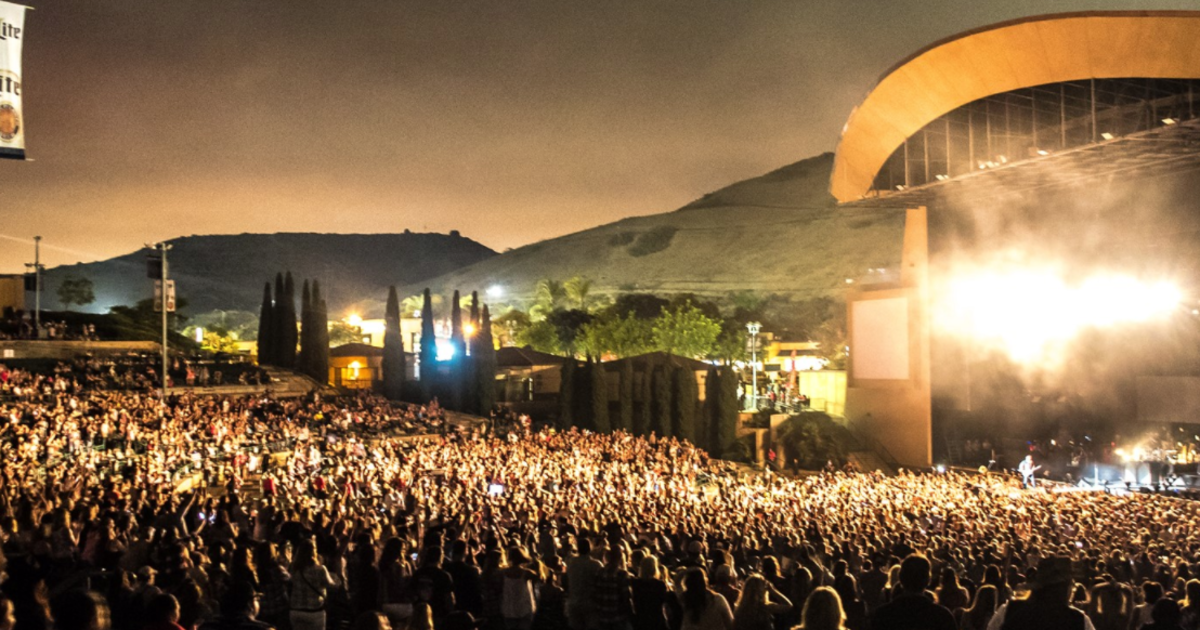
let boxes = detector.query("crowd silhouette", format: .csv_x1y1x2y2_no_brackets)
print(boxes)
2,361,1200,630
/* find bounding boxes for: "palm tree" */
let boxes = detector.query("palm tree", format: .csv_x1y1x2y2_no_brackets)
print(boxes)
531,279,566,320
565,276,593,311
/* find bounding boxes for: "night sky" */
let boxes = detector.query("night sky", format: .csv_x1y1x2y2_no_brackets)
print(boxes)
2,0,1196,273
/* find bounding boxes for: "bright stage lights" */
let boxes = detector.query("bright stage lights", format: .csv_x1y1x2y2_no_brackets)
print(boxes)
937,268,1182,363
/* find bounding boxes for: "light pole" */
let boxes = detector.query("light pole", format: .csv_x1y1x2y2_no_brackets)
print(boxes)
147,242,172,399
747,321,761,411
25,236,42,336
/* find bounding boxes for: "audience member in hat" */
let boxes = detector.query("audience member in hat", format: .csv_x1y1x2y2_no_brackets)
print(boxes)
989,557,1094,630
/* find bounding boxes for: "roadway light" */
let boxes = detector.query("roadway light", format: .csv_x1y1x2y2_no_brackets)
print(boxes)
747,322,762,411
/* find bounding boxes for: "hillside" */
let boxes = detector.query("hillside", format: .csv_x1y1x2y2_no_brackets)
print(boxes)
402,153,907,307
42,232,497,315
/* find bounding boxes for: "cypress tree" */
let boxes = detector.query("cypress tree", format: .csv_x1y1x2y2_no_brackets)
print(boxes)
715,367,740,459
617,359,633,432
703,366,721,455
464,291,481,413
279,272,298,369
449,290,465,410
672,362,697,444
651,363,672,437
575,358,594,430
298,279,312,377
591,359,610,433
635,359,652,436
271,273,285,367
383,286,405,400
257,282,274,366
312,280,330,386
475,305,498,416
558,359,576,429
419,289,438,402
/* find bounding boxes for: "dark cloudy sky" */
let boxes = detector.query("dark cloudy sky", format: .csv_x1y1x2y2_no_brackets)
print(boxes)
2,0,1196,273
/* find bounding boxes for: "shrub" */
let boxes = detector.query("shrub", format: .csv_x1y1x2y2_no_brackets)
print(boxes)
628,226,678,257
608,232,636,247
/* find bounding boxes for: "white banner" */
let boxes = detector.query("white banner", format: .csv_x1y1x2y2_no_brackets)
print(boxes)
0,1,27,159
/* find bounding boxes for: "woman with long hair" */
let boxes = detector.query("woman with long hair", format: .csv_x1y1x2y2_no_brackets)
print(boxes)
935,568,968,613
679,569,733,630
631,555,671,630
290,539,341,630
958,584,997,630
378,538,412,626
254,542,291,630
732,575,792,630
797,587,845,630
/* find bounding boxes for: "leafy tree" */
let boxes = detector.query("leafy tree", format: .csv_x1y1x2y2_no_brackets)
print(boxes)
579,313,654,359
515,320,560,355
419,288,438,401
565,275,594,311
558,359,576,429
711,322,750,365
610,293,669,320
57,276,95,311
256,282,274,366
329,321,360,346
651,363,672,437
202,328,239,354
546,309,593,356
591,359,610,433
492,308,530,348
777,412,854,470
383,286,406,400
617,360,633,432
671,363,697,444
815,314,848,370
475,305,498,415
652,302,721,359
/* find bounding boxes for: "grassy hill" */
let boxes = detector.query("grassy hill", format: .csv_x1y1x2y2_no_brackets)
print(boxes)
42,232,497,315
403,153,907,307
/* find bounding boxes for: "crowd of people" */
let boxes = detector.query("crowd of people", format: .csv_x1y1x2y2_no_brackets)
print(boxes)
2,361,1200,630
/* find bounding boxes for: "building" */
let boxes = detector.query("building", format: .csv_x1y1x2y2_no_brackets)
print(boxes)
329,343,383,389
833,11,1200,467
0,275,25,315
496,346,567,403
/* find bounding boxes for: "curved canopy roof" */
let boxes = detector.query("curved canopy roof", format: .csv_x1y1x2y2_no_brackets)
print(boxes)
831,11,1200,203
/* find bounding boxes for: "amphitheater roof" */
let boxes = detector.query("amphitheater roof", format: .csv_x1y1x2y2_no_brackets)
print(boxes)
831,11,1200,204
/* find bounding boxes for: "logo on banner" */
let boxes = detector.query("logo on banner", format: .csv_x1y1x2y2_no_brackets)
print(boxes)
0,102,18,141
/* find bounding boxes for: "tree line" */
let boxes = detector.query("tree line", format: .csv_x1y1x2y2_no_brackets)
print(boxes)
256,272,329,384
557,355,741,459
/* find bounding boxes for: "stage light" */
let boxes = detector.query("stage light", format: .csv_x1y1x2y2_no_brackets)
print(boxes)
936,267,1182,363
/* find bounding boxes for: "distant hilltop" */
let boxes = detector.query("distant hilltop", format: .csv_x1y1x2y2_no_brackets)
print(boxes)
402,153,907,305
40,231,497,315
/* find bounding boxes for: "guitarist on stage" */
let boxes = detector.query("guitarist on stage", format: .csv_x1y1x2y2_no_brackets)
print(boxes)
1019,454,1042,489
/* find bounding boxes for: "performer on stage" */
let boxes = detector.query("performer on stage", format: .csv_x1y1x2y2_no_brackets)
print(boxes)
1019,454,1041,489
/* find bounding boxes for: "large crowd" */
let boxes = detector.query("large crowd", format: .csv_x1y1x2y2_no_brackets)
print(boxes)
2,361,1200,630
